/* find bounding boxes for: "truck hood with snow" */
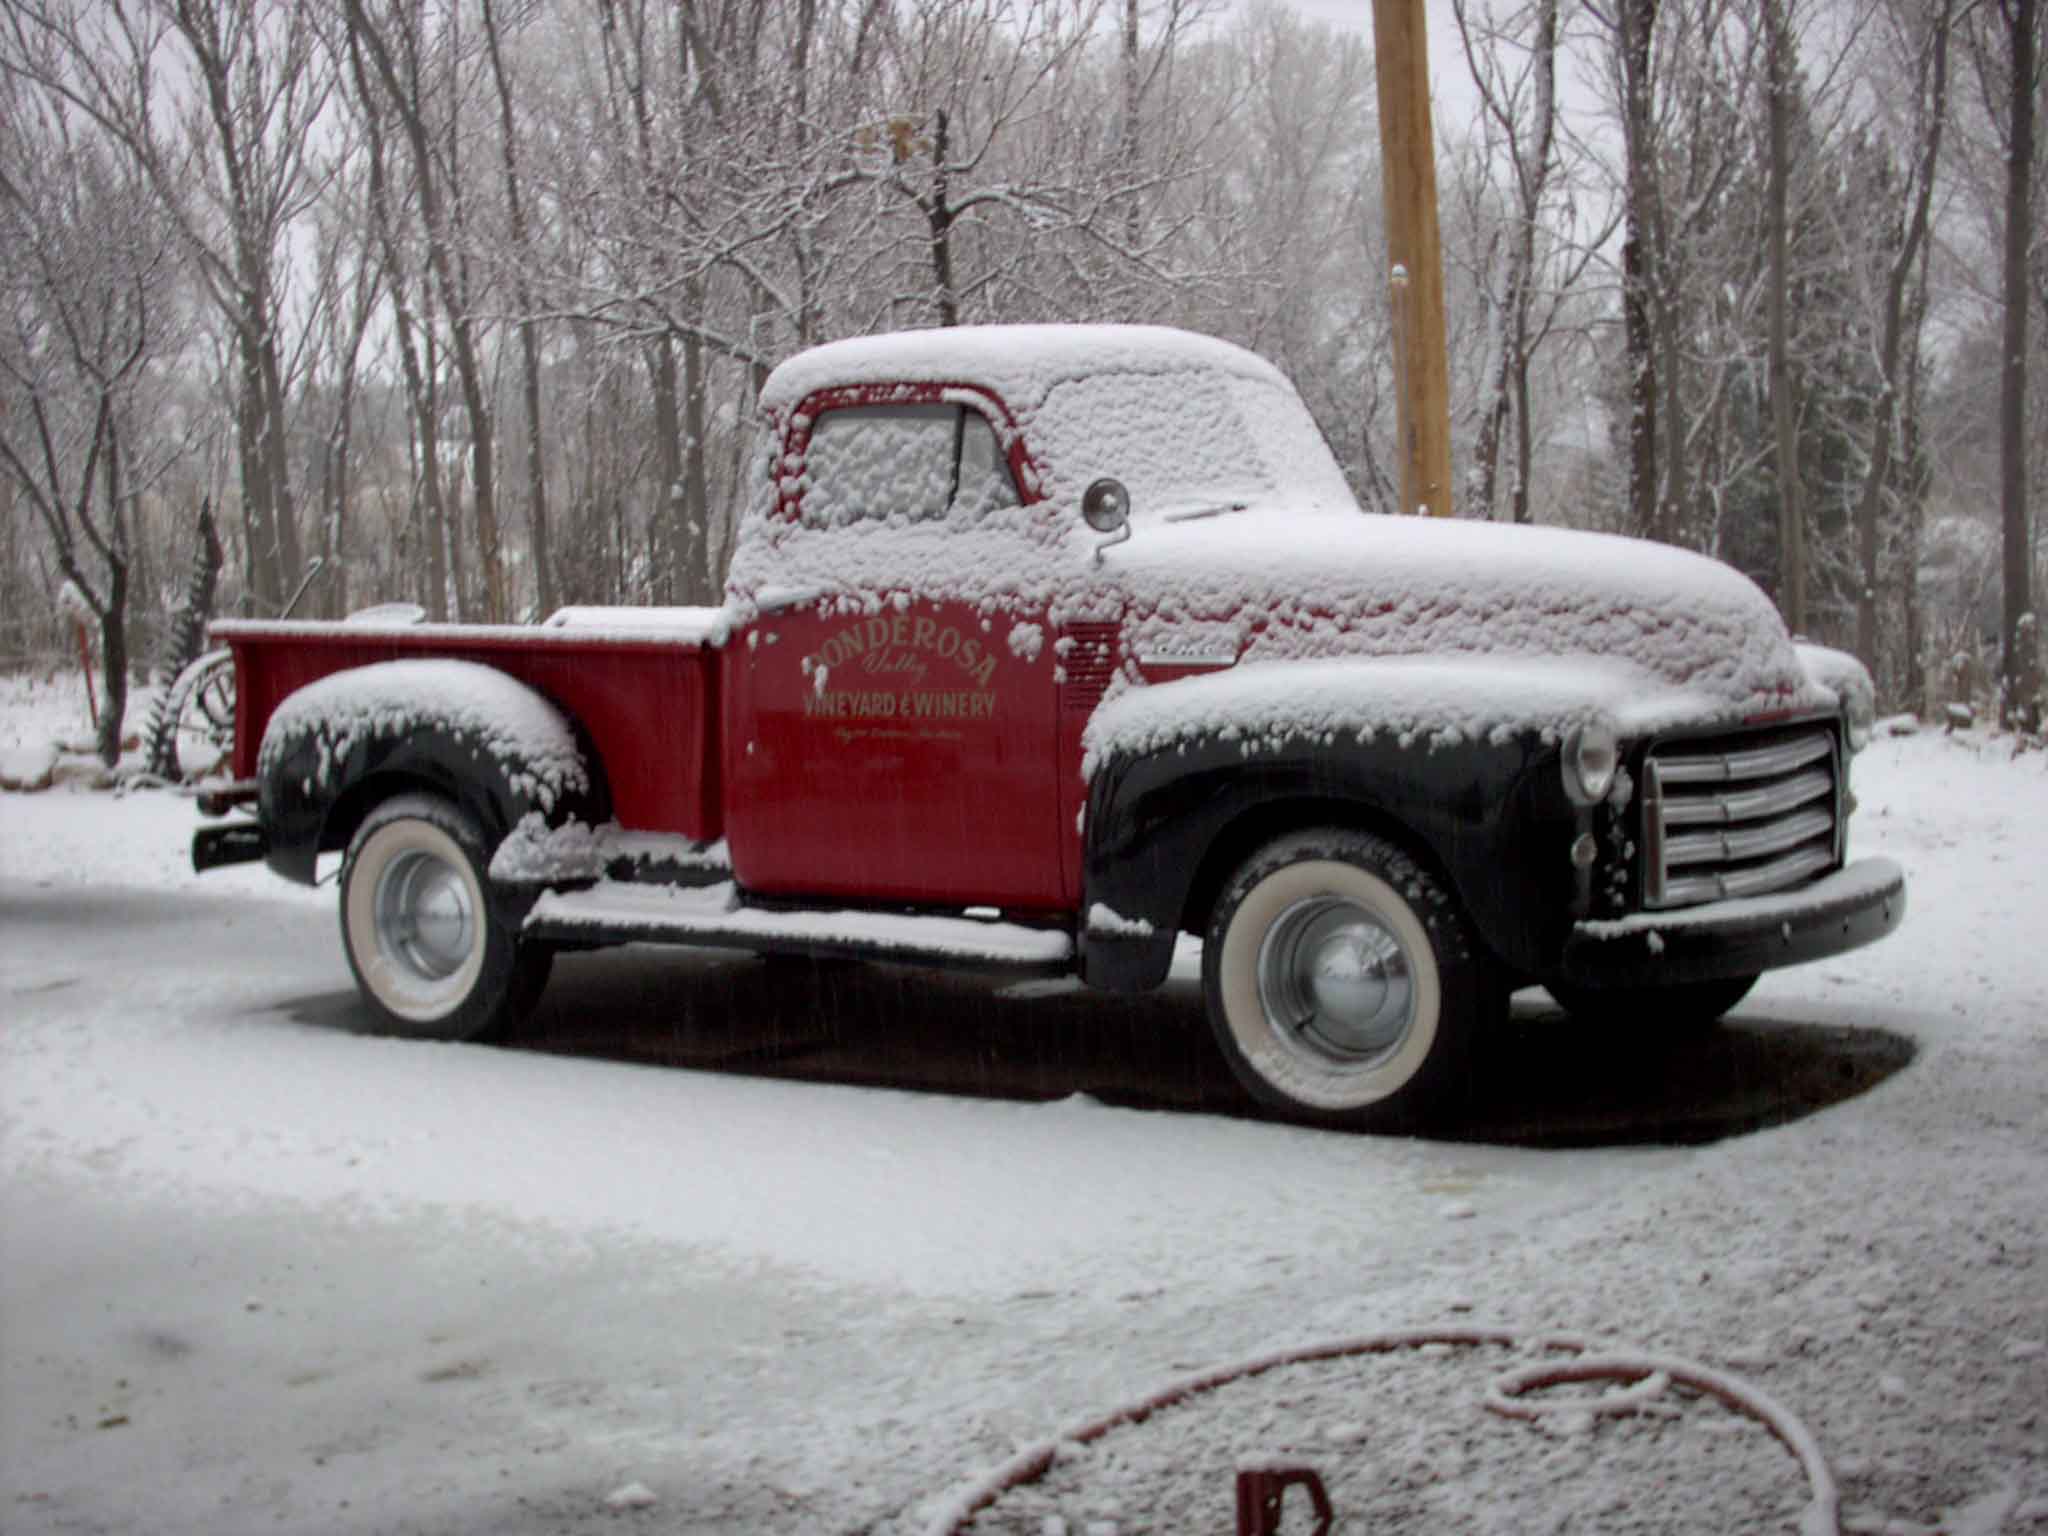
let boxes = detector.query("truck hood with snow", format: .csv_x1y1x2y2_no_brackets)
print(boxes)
1091,504,1843,744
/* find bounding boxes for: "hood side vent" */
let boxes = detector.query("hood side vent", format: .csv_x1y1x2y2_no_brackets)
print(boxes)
1059,623,1119,712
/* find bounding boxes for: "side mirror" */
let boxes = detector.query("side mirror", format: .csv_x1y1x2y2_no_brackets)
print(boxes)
1083,477,1131,564
1082,477,1130,533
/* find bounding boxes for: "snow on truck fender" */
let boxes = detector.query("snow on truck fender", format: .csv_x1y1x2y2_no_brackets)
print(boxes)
1074,655,1625,991
256,659,597,885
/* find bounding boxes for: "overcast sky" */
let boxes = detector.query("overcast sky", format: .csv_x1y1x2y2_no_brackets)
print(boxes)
1264,0,1484,123
1261,0,1474,109
1242,0,1612,145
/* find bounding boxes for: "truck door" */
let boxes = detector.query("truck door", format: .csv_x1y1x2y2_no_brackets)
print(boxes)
725,395,1064,911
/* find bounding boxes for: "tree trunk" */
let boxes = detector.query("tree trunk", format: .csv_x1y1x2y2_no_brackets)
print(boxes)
650,334,684,603
682,308,715,606
1903,233,1936,712
448,322,503,622
174,2,303,614
255,322,304,601
322,377,355,621
516,321,552,619
346,21,449,622
1475,0,1557,525
929,109,959,327
343,0,503,622
95,581,128,768
1512,357,1536,525
1853,0,1949,686
402,304,449,622
426,327,466,620
1766,0,1806,632
482,0,554,619
1619,0,1660,540
1653,272,1689,545
1998,0,2040,730
0,474,16,659
92,431,130,769
233,358,273,605
231,312,304,609
1123,0,1142,246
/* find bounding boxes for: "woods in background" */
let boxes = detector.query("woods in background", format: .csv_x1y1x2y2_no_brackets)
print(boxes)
2,0,2043,761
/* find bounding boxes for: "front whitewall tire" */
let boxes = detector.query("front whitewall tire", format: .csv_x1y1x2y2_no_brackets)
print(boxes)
1203,828,1492,1129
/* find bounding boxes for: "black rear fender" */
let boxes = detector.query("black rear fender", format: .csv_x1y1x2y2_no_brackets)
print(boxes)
255,660,607,886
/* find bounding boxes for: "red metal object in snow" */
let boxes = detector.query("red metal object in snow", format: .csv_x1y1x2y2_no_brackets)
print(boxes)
1235,1461,1333,1535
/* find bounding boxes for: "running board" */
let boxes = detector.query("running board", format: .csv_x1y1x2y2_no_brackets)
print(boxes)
523,879,1076,974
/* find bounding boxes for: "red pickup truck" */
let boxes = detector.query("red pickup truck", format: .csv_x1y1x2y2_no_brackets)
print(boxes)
193,324,1904,1129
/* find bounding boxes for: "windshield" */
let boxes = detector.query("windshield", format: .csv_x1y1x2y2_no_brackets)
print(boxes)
1032,368,1355,522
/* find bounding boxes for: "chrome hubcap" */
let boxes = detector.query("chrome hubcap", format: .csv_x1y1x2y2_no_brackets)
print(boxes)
374,849,475,983
1256,896,1415,1065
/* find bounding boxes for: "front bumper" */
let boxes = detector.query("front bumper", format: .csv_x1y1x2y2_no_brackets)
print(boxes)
1559,857,1904,987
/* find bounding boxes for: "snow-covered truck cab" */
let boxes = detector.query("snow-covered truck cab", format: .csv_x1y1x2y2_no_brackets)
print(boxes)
192,324,1904,1131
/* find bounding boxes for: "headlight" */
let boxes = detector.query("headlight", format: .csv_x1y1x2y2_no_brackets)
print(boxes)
1844,686,1874,753
1563,723,1620,806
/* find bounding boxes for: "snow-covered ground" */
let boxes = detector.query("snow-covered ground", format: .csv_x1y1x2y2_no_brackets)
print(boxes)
2,671,2045,1535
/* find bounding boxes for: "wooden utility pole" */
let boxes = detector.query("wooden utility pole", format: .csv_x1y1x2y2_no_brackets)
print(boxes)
1372,0,1453,517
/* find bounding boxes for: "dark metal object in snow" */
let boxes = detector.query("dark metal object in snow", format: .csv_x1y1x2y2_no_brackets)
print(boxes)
146,499,223,780
1235,1461,1332,1535
923,1326,1844,1536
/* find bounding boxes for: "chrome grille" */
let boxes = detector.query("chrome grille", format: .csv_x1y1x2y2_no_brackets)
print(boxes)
1641,727,1841,909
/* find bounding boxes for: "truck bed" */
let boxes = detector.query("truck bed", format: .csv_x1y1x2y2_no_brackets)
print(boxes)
212,608,729,841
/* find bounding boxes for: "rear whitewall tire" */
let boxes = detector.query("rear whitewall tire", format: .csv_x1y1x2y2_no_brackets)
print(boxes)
340,793,543,1041
1204,828,1491,1129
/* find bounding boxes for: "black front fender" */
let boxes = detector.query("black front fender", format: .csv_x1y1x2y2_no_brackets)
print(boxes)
1080,731,1587,991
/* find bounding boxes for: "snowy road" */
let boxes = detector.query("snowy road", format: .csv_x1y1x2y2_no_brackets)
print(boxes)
3,730,2046,1534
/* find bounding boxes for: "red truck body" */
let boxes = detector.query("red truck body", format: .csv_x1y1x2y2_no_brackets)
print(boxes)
216,587,1089,915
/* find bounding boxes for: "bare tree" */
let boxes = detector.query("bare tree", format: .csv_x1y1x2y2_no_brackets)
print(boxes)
342,0,509,622
480,0,552,617
1588,0,1759,547
565,0,739,605
1849,0,1953,675
1977,0,2043,728
1,0,333,612
0,85,186,763
1602,0,1661,537
1454,0,1615,524
848,2,1102,326
1764,0,1806,631
340,11,452,619
303,177,383,620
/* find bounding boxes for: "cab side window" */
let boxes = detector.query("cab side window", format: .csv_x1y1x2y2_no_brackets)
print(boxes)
800,403,1019,530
